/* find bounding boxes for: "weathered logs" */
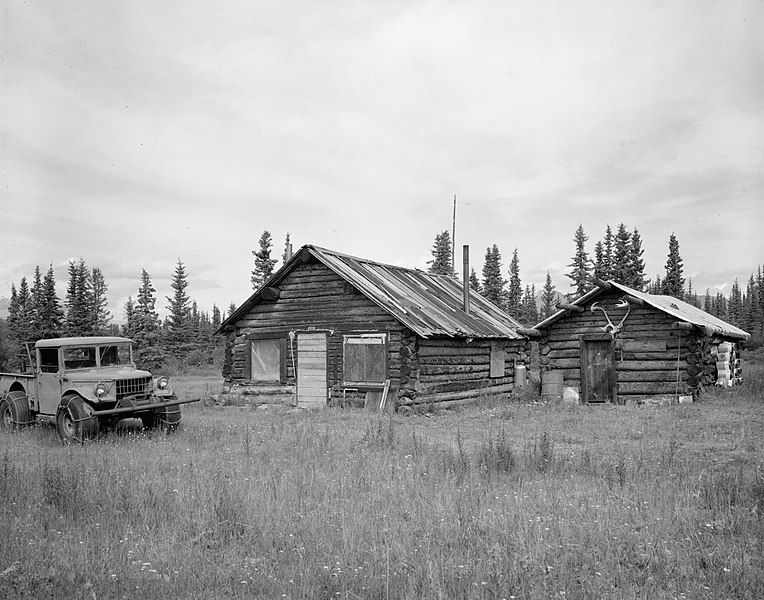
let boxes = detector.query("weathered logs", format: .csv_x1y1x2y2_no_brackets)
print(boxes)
590,276,612,291
556,302,584,313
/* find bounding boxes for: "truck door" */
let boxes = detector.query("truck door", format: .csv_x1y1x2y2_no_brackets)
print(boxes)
36,347,62,415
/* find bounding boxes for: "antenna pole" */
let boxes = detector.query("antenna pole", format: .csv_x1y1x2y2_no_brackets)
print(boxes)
452,194,457,275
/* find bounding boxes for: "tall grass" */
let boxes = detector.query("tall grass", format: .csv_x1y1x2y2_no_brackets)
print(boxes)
0,374,762,599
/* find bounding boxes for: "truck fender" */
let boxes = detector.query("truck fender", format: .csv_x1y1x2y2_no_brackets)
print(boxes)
7,381,26,395
57,393,91,418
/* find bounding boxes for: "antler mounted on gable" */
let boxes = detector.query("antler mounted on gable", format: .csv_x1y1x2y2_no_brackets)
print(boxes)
590,299,631,338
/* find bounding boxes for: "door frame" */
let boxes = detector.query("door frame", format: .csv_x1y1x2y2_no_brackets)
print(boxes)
579,334,617,404
296,331,329,408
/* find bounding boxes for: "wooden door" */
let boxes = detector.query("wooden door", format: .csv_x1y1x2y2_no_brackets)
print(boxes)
297,333,327,408
580,339,616,403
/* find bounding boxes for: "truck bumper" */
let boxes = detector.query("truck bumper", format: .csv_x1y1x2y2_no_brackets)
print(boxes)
73,397,201,422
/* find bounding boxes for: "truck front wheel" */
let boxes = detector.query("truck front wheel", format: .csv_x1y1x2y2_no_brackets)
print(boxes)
57,395,99,443
141,395,182,433
0,391,32,430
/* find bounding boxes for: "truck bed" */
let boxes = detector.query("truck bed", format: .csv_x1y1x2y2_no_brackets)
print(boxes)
0,373,35,379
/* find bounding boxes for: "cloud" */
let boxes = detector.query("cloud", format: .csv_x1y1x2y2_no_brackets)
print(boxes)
1,0,762,314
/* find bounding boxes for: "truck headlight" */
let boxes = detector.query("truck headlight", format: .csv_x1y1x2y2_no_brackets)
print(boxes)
156,376,169,390
94,382,108,397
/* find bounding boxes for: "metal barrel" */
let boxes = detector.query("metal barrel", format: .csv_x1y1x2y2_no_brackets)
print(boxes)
541,371,564,403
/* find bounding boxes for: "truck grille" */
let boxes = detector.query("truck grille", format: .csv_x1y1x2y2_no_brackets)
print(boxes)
116,376,152,399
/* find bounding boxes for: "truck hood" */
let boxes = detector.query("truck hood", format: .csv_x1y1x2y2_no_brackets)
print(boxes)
64,367,153,381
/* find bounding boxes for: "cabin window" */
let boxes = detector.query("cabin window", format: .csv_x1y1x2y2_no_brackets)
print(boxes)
343,334,387,386
250,339,284,382
490,348,506,378
39,348,59,373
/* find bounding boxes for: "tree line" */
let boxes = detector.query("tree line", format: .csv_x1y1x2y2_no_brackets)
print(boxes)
0,230,295,372
0,260,229,372
427,226,764,347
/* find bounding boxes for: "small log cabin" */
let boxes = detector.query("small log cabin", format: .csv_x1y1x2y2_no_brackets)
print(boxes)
530,279,750,403
217,245,529,411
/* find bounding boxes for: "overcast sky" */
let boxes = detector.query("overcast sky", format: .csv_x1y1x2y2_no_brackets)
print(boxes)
2,1,762,321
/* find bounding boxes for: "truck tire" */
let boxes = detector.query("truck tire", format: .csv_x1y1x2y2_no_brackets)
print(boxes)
141,395,182,433
0,391,32,430
57,394,99,443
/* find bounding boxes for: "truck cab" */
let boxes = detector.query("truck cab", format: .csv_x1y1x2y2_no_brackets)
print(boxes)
0,336,196,442
34,337,162,415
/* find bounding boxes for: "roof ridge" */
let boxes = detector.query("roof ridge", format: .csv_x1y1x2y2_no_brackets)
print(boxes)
308,244,443,276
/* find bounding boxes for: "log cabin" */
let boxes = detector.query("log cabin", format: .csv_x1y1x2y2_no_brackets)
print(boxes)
529,279,750,404
216,245,529,411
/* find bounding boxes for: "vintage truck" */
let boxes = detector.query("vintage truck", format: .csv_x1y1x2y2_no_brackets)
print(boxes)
0,336,198,442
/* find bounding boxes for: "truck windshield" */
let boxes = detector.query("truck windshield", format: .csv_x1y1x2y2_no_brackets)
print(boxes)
99,344,132,367
62,347,97,370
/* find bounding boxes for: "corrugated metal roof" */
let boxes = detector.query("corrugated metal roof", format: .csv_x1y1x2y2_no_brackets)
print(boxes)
220,245,523,339
534,281,750,340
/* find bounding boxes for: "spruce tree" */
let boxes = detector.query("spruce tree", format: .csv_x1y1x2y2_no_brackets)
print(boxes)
64,259,92,336
661,233,685,299
481,245,506,307
756,266,764,342
728,279,743,326
685,279,700,308
628,228,646,290
15,278,33,344
714,291,727,319
135,269,164,369
742,275,758,334
602,224,614,280
468,268,481,293
7,284,19,344
228,302,237,319
703,288,712,313
251,230,278,289
38,264,63,338
30,266,44,341
506,248,522,319
593,241,605,280
165,260,193,360
611,223,631,283
211,304,222,331
520,284,538,326
566,224,591,297
427,231,454,276
90,267,111,335
123,297,136,339
540,271,557,319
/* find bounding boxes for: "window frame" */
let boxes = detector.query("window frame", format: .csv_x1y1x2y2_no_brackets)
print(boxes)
342,333,388,388
61,346,98,371
37,347,61,374
247,338,287,384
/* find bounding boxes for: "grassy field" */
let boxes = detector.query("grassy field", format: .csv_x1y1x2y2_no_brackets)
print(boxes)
1,368,762,599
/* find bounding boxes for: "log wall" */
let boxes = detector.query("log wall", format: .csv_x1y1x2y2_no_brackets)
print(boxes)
538,290,711,401
397,336,526,411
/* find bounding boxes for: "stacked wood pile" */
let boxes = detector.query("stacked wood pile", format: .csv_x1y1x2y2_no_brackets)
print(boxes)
712,341,742,386
398,336,526,412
